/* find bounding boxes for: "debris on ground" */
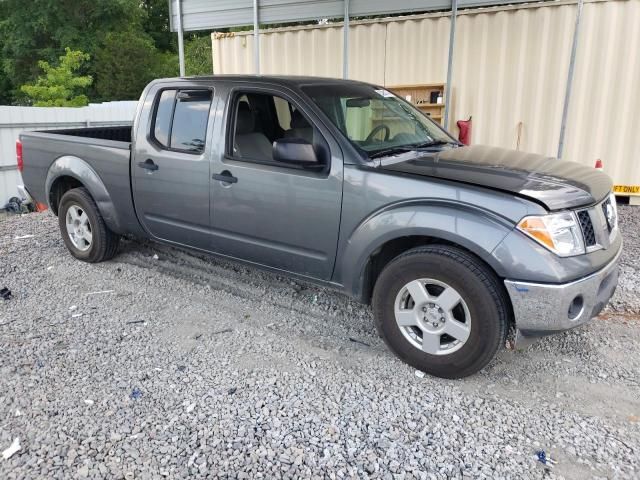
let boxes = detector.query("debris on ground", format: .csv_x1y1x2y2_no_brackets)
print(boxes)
153,254,159,260
86,290,115,296
84,399,94,406
130,387,142,400
2,438,21,460
14,410,22,417
0,288,12,301
14,234,35,240
415,370,426,378
212,328,232,336
348,337,371,347
535,450,557,468
4,196,34,215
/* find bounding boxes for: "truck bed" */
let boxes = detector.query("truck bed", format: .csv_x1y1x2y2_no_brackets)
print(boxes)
19,124,143,235
42,125,132,143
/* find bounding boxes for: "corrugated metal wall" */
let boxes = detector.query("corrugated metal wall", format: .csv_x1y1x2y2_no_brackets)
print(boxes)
0,102,138,206
212,0,639,186
563,0,640,187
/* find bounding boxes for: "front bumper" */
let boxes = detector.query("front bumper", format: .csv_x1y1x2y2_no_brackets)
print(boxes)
504,246,622,346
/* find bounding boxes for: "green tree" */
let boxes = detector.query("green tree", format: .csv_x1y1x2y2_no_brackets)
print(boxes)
141,0,176,53
20,48,92,107
0,0,143,102
94,30,178,101
185,35,213,76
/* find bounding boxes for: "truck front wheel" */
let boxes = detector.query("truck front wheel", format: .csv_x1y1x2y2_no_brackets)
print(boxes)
58,187,120,263
372,245,508,379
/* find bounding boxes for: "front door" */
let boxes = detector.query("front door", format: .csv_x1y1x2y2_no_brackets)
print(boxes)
209,87,343,280
132,85,215,249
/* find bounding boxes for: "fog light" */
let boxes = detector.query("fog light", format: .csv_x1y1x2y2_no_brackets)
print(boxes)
568,295,584,320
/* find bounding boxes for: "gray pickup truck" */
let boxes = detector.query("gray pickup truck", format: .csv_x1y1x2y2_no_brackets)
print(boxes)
18,76,621,378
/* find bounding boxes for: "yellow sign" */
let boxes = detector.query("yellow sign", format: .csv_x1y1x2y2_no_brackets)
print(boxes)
613,185,640,196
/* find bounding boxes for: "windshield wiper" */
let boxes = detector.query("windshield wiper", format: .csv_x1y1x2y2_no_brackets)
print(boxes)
410,140,461,148
368,146,416,159
369,140,459,159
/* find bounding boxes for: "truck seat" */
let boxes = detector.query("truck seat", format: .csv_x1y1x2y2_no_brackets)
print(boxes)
285,110,313,143
234,102,273,160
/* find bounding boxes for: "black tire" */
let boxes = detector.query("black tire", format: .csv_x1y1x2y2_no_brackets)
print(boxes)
372,245,509,379
58,187,120,263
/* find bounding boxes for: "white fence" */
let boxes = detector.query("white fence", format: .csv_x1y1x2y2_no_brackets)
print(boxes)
0,101,138,207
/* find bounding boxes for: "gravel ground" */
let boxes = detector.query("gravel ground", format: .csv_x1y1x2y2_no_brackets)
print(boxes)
1,206,639,479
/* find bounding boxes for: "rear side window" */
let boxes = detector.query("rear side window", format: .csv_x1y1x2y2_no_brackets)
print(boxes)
153,90,176,147
151,88,212,153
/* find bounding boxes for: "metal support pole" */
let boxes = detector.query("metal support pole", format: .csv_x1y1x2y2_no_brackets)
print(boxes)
443,0,457,129
176,0,185,76
343,0,349,79
253,0,260,74
557,0,584,159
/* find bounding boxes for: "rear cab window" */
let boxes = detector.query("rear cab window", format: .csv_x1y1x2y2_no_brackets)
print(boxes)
151,88,213,154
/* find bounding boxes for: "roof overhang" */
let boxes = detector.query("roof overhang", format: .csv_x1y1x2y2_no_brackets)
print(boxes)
168,0,546,32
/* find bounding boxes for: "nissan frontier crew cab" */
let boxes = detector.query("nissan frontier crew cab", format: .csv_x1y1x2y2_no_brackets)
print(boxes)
18,76,622,378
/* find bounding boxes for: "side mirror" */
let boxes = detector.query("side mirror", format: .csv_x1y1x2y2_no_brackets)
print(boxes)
273,138,319,166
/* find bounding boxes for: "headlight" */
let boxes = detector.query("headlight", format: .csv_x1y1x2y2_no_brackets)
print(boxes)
516,211,585,257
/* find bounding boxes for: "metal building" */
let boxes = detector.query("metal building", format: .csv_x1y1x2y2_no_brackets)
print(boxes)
170,0,640,201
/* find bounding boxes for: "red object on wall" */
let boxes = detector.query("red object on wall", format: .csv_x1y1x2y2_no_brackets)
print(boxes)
457,116,472,145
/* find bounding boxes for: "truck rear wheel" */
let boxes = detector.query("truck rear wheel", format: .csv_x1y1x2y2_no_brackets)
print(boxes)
58,187,120,263
372,245,508,379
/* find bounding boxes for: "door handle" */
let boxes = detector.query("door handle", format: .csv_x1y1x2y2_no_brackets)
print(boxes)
212,171,238,184
137,159,159,171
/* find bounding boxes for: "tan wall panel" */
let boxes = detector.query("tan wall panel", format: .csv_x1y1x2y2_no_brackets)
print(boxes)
384,15,451,86
349,23,387,84
261,26,344,77
449,4,575,156
563,0,640,182
212,34,254,74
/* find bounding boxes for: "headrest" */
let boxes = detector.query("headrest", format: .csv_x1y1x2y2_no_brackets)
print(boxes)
290,109,310,129
235,102,254,135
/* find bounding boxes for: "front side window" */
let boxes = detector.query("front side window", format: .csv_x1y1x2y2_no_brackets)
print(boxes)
302,84,455,157
229,91,320,165
151,89,212,153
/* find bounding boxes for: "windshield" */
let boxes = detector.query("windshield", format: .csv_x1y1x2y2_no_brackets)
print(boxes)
302,83,455,157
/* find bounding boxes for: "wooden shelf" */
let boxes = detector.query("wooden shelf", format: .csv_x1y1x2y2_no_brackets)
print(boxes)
387,83,446,126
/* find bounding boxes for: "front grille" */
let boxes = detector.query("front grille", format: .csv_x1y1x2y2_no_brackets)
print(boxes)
577,210,596,247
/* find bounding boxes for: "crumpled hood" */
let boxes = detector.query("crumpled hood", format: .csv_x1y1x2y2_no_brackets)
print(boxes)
378,144,612,210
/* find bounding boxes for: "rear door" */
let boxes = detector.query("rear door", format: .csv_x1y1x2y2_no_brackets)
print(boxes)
208,84,343,280
132,83,215,249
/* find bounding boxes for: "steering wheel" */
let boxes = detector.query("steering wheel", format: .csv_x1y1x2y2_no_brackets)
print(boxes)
365,124,391,143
